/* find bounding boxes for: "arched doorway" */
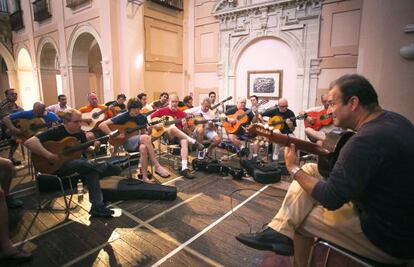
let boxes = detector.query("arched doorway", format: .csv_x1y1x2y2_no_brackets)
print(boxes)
0,56,9,99
70,32,103,108
39,42,60,106
17,48,38,110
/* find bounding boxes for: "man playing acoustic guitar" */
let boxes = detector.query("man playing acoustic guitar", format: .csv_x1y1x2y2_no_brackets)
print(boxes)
24,109,121,218
151,94,204,179
302,93,335,146
99,98,170,183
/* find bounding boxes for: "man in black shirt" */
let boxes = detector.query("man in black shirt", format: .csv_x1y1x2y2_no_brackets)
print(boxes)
106,93,127,115
225,97,259,157
236,74,414,265
24,109,121,218
262,98,296,161
151,92,169,110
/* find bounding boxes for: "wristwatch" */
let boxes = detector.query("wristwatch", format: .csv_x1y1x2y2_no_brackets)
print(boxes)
290,166,302,179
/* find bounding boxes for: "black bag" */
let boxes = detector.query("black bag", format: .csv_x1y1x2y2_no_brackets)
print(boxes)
192,158,229,176
241,159,281,184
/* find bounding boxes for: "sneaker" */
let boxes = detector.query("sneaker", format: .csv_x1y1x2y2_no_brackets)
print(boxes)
6,195,24,208
179,168,195,179
89,205,114,218
235,227,294,256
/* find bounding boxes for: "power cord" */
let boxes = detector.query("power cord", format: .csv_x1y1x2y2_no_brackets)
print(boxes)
229,187,285,233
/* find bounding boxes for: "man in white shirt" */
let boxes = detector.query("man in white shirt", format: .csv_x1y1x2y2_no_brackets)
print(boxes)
46,94,71,115
185,97,221,157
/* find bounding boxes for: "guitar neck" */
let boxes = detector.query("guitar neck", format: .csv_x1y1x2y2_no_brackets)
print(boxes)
143,109,156,116
64,135,109,155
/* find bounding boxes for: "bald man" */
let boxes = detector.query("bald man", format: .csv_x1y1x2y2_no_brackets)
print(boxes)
302,93,335,146
151,94,204,179
262,98,296,161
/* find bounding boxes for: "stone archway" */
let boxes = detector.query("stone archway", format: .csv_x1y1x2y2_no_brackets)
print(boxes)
17,47,38,110
38,39,60,106
0,42,18,101
0,56,9,95
68,28,103,108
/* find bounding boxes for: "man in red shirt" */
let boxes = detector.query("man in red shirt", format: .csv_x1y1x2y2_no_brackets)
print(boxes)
151,94,203,179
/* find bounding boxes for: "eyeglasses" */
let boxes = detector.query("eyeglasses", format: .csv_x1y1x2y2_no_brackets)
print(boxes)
279,105,288,108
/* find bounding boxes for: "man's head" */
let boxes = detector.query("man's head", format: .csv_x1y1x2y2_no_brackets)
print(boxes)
278,98,289,113
169,94,179,111
160,92,169,104
327,74,379,129
321,93,329,109
87,92,98,107
117,94,127,104
209,91,216,103
237,98,247,109
63,109,82,133
137,93,147,106
33,102,46,117
250,95,259,106
201,97,211,112
4,88,17,102
183,95,193,107
127,98,143,117
58,94,67,106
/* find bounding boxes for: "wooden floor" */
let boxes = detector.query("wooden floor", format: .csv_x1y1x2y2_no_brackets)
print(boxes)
4,148,292,267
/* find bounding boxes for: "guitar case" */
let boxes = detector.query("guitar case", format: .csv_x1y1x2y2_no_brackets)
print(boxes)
241,159,281,184
100,176,177,201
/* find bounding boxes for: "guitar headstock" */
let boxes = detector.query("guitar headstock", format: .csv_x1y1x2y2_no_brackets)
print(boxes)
246,123,273,139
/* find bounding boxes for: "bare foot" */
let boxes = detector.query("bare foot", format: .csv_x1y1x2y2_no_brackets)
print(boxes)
155,166,170,178
142,177,155,184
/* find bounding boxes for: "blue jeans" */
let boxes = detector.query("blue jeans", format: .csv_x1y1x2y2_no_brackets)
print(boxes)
55,158,122,208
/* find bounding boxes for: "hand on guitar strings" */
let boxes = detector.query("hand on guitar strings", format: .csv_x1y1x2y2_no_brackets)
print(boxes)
284,143,300,172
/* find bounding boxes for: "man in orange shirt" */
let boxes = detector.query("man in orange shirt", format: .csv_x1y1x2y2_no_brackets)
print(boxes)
79,92,113,140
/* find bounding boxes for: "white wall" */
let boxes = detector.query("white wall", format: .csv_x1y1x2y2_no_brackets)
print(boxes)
235,38,297,110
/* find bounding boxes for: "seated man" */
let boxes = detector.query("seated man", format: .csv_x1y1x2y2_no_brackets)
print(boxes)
178,95,194,111
302,93,335,146
46,94,71,116
79,92,113,140
185,97,221,158
0,157,32,264
151,94,204,179
105,93,127,115
151,92,169,110
236,74,414,266
0,89,24,165
24,109,121,217
137,93,152,114
261,98,296,161
2,102,61,141
99,98,170,183
224,97,259,158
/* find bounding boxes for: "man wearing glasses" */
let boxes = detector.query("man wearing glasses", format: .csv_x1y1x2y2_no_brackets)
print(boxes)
262,98,296,161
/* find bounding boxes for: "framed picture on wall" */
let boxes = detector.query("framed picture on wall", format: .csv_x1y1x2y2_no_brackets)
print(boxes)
247,70,283,99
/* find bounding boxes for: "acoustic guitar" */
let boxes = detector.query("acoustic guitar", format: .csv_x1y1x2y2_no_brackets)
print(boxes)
13,118,49,140
31,133,116,174
267,114,307,130
304,110,333,131
81,105,113,131
211,96,232,110
185,116,224,134
108,117,166,147
246,124,354,178
151,114,195,139
223,99,268,134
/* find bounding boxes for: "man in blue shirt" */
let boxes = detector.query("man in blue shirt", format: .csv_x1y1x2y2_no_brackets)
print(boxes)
2,102,60,164
100,98,170,183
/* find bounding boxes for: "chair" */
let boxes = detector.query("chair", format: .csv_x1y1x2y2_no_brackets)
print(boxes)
35,172,80,216
308,240,408,267
158,135,182,170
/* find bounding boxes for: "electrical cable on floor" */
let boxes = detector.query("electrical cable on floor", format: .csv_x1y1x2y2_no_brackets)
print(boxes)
229,188,285,233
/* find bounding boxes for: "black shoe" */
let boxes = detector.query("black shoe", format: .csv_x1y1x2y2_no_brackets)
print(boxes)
10,158,21,166
235,227,294,256
195,142,205,151
179,168,195,179
89,205,114,218
6,195,24,208
238,147,249,157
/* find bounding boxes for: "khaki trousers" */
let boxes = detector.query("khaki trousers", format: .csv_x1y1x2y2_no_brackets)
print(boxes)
268,163,405,267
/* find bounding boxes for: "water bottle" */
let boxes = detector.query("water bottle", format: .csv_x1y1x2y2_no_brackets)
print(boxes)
77,179,84,202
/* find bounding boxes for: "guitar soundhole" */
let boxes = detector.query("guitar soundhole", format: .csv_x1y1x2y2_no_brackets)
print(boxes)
92,113,99,119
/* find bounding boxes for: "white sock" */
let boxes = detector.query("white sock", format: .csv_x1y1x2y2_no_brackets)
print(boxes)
187,137,196,144
252,154,258,158
182,160,188,170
